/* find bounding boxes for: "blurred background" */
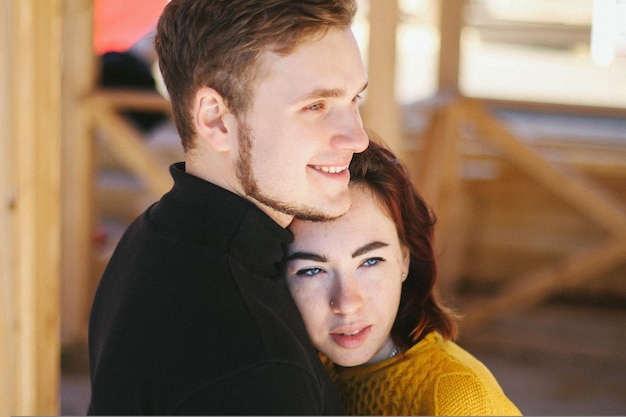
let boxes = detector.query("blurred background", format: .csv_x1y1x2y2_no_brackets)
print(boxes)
2,0,625,415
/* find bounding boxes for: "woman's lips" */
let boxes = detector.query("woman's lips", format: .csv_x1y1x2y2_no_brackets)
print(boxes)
330,325,372,349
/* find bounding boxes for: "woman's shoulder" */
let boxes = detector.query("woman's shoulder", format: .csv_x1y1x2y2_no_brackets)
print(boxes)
408,332,491,374
407,332,522,416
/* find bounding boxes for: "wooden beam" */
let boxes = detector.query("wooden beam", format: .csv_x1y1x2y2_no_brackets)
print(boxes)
438,0,465,93
92,88,172,113
61,0,97,346
416,98,626,328
91,96,173,198
361,0,403,154
461,237,626,330
465,99,626,236
0,2,14,413
0,0,63,415
413,102,468,299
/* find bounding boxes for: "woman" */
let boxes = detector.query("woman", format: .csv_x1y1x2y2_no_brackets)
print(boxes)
285,136,522,415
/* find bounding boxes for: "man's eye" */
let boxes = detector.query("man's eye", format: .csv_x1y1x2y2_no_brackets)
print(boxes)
306,102,324,111
296,267,324,277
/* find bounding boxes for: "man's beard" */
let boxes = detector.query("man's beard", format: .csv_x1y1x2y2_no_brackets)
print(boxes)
235,120,341,222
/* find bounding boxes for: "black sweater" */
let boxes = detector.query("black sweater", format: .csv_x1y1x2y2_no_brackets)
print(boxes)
88,163,343,415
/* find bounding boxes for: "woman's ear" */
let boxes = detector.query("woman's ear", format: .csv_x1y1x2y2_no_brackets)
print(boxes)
194,87,232,152
401,246,410,282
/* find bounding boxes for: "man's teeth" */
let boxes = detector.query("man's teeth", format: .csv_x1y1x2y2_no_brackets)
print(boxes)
314,165,347,174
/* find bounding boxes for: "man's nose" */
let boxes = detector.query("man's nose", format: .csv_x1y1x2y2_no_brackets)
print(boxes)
330,106,368,153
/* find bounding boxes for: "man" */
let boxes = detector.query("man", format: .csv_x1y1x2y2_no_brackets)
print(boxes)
87,0,368,415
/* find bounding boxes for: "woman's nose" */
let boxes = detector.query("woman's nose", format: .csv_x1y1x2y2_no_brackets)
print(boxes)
329,273,364,315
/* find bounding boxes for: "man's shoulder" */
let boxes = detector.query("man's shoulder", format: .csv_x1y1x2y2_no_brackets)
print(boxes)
175,359,341,415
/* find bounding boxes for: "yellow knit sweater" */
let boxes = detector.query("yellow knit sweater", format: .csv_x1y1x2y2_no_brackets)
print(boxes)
324,332,522,416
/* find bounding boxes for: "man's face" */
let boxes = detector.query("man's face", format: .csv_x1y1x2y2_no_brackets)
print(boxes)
235,28,369,224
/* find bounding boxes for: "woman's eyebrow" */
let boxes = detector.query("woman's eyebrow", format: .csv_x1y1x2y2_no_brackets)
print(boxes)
352,241,388,258
286,251,327,262
287,240,388,261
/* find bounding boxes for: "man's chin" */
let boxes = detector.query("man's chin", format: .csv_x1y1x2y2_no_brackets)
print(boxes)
294,211,341,222
248,189,351,222
293,201,351,222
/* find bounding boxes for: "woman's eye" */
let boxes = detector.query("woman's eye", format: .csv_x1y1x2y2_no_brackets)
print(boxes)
362,257,384,267
296,267,324,277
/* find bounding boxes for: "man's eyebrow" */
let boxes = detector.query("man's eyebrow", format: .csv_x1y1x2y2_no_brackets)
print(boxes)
286,251,327,262
298,87,345,102
352,241,388,258
297,81,368,102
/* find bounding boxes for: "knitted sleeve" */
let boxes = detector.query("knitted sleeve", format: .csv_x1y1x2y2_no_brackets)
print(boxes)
434,373,522,416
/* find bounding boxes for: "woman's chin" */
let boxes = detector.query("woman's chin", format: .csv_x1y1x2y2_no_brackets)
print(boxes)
329,352,372,368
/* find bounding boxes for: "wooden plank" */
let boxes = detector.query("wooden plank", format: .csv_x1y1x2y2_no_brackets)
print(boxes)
413,98,626,328
361,0,403,154
461,237,626,330
91,98,173,198
430,104,466,298
0,2,15,414
61,0,97,346
481,97,626,119
438,0,465,93
447,99,626,327
91,88,172,113
465,100,626,236
411,102,468,298
413,110,448,201
0,0,63,415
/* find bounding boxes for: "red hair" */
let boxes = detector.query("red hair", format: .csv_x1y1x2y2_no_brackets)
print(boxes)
349,132,458,350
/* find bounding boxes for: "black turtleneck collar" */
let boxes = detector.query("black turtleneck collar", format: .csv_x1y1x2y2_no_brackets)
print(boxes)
148,162,293,278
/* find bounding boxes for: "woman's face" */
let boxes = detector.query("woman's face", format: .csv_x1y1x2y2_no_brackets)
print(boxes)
286,186,409,367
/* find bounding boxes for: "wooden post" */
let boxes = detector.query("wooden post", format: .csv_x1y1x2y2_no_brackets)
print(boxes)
0,3,14,412
0,0,63,415
61,0,97,346
438,0,465,93
413,102,467,300
361,0,403,155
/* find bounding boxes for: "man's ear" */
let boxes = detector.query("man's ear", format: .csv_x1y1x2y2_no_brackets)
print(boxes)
194,87,232,152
